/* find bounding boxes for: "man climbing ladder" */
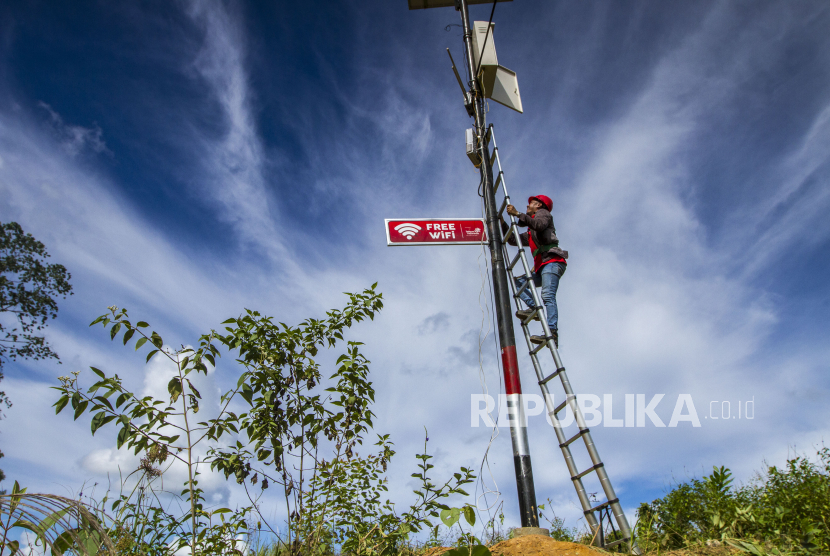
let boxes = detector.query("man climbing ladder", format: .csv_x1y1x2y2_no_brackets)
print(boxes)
502,194,568,347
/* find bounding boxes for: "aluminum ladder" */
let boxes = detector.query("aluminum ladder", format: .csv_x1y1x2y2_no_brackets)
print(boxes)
484,124,638,552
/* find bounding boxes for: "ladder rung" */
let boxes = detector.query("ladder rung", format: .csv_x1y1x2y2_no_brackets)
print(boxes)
584,497,619,515
507,250,523,271
551,398,570,415
539,366,564,385
514,275,530,297
520,306,541,324
503,225,517,245
572,462,604,481
493,171,503,193
530,340,550,355
604,536,629,549
498,196,507,217
490,146,498,167
559,428,589,448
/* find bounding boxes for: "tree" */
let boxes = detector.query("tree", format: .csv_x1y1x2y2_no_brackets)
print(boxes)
0,221,73,409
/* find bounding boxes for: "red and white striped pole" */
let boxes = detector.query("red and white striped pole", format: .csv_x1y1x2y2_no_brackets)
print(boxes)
456,0,540,528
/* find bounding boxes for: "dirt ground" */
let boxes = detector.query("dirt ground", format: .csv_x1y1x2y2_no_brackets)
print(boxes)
420,537,600,556
420,536,742,556
489,536,602,556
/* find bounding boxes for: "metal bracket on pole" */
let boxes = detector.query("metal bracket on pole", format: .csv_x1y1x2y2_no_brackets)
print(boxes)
447,49,475,117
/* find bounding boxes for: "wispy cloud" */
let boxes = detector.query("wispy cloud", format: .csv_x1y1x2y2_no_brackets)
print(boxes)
736,101,830,276
38,102,110,157
181,0,289,264
0,109,245,331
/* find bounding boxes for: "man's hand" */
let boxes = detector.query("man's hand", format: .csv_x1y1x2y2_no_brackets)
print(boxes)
506,204,520,217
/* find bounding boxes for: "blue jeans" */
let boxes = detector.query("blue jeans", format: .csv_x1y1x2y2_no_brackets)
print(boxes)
515,262,566,332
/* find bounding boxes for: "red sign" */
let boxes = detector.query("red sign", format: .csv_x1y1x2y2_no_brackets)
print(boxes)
385,218,487,245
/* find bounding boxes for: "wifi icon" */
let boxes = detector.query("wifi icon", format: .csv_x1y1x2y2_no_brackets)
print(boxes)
394,223,422,240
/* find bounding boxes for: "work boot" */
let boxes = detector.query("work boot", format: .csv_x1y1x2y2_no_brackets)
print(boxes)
515,308,540,322
530,330,559,348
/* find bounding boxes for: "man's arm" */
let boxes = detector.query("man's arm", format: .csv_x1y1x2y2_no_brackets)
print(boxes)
506,204,552,232
516,209,552,232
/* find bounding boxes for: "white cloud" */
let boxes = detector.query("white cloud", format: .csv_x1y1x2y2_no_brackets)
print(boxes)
38,102,110,157
81,447,138,477
181,0,290,265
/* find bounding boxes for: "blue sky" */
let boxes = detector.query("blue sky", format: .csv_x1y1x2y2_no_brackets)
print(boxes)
1,0,830,538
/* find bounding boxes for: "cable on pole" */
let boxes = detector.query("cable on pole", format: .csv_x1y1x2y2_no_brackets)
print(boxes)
474,195,507,531
473,0,499,80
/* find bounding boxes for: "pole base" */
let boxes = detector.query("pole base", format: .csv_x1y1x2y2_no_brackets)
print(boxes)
512,527,550,538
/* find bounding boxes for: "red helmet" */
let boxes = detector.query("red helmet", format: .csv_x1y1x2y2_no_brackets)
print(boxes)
528,195,552,211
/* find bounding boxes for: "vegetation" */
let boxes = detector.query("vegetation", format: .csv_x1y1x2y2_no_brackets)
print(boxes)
636,448,830,554
538,499,578,543
0,221,73,399
0,221,73,484
0,482,114,556
47,286,480,556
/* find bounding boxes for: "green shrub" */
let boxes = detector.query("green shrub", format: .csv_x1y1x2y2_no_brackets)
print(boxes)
636,448,830,553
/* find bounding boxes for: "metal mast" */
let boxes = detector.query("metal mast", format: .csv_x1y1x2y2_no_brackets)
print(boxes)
456,0,539,529
407,1,639,549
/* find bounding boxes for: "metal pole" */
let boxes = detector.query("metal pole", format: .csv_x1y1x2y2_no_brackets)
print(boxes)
457,0,539,529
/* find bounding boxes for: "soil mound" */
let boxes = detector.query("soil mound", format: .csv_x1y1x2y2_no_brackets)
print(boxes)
421,538,742,556
422,535,740,556
420,537,601,556
489,536,600,556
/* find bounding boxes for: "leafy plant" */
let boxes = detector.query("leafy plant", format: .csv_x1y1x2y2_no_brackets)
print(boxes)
55,285,480,555
54,307,249,556
477,507,507,547
0,481,114,556
206,286,478,555
537,499,576,543
438,500,490,556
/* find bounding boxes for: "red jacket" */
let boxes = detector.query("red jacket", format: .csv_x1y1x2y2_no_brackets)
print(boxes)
501,208,568,272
